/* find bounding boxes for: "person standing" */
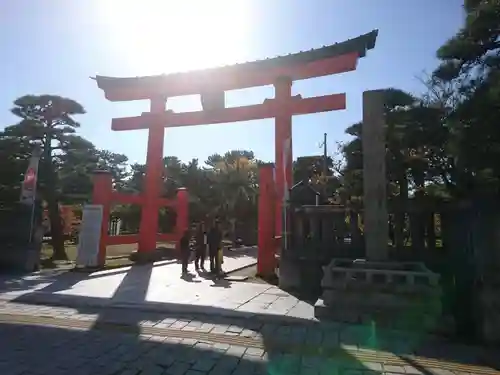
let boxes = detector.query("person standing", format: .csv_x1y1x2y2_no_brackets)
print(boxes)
207,221,222,275
194,222,207,271
180,229,191,275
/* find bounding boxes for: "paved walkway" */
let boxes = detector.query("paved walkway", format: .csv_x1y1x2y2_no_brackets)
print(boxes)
0,247,314,322
0,247,498,374
0,300,498,375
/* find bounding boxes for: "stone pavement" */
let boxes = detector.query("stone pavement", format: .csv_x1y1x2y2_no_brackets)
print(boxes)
0,246,498,374
0,300,499,375
0,248,314,322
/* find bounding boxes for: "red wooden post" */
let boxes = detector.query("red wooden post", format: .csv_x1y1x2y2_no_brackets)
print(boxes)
175,188,189,251
92,170,112,266
274,76,293,239
257,164,276,276
138,97,165,253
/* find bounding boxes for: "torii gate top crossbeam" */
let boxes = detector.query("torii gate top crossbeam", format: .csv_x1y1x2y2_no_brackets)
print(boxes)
92,30,378,101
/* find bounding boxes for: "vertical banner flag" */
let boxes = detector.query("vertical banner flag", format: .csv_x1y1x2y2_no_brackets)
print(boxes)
20,145,42,206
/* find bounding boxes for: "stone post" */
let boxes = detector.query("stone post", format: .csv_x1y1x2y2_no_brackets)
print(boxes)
362,90,388,261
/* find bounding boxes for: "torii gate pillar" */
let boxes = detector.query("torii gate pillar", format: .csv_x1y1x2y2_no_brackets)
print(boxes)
138,97,165,252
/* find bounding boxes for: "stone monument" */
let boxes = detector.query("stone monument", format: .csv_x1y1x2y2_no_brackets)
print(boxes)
315,90,442,331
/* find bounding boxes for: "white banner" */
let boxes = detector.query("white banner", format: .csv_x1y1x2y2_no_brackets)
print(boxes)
76,205,104,268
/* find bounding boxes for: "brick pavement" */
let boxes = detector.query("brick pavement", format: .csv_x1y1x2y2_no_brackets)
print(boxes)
0,301,498,375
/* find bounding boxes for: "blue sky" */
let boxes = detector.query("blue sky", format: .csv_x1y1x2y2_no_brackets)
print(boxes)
0,0,464,166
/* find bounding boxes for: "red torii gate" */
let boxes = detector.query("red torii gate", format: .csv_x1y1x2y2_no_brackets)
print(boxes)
92,30,378,270
91,171,188,265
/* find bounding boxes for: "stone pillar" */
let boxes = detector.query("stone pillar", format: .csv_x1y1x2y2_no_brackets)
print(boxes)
138,97,165,253
362,90,388,261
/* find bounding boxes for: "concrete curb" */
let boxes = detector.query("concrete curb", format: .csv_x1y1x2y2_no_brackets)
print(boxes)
224,261,257,276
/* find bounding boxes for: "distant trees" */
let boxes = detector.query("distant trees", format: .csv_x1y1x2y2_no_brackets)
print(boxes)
1,1,499,252
340,0,500,201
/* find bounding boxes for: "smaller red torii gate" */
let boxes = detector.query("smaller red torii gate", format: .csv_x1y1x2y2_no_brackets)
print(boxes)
92,171,188,265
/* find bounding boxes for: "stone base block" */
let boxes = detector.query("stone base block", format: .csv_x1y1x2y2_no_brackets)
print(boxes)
322,259,440,290
321,289,440,310
278,254,322,300
277,255,301,291
479,286,500,343
314,299,362,324
0,244,41,273
315,298,441,331
317,259,442,331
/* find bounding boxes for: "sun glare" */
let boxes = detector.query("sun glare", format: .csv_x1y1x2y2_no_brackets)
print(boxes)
99,0,252,74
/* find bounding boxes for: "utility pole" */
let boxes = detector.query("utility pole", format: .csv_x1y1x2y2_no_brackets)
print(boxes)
322,132,328,179
319,133,328,200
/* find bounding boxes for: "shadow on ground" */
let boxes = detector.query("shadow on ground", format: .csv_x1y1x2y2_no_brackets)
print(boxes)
2,260,497,374
2,321,351,375
0,264,372,374
0,259,178,294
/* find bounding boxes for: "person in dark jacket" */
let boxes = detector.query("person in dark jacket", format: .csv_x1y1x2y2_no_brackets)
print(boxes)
180,229,191,275
207,221,222,274
194,222,207,271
